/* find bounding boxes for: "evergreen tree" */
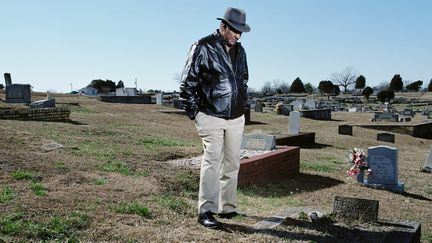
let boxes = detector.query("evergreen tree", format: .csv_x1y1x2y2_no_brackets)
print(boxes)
289,77,306,93
405,80,423,92
116,80,125,88
362,86,373,101
389,74,403,91
355,75,366,91
304,82,314,94
428,79,432,92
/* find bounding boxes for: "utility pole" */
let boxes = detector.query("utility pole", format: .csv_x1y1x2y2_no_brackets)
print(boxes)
135,78,137,89
70,83,73,92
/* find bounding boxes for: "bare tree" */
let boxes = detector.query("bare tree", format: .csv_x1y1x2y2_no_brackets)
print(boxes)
330,67,358,94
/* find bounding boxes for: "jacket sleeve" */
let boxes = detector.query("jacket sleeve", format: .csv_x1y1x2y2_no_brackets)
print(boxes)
179,42,203,120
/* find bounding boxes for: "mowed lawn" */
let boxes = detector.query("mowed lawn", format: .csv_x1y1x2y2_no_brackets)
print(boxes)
1,92,431,242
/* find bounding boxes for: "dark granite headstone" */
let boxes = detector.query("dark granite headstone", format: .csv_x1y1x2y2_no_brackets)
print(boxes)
4,73,12,86
333,196,379,222
377,132,395,143
338,125,353,136
5,84,31,103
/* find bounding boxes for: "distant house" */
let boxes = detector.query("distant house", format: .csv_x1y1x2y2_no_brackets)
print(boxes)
79,86,98,96
116,87,137,96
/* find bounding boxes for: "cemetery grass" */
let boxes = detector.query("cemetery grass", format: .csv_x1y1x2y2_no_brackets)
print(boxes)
0,92,431,242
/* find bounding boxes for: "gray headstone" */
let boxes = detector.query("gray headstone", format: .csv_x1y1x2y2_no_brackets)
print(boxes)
254,104,263,112
421,146,432,173
30,98,56,109
4,73,12,86
367,146,399,185
5,84,31,104
338,125,353,136
377,133,395,143
289,111,301,135
242,133,276,151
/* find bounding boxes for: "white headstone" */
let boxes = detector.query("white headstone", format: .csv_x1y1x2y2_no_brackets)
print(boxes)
422,146,432,172
156,93,163,105
292,100,303,111
348,107,357,112
289,111,301,135
304,100,317,110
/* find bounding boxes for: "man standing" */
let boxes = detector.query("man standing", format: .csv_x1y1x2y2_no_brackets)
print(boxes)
180,7,250,228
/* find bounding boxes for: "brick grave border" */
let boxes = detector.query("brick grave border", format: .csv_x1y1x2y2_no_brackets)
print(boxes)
238,146,300,186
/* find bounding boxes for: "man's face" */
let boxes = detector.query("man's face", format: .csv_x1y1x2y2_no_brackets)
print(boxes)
221,24,242,47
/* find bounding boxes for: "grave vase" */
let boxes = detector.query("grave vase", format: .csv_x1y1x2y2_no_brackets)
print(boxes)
356,170,365,183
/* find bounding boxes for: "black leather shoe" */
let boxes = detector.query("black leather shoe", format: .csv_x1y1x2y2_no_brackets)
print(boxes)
198,212,220,229
218,212,242,219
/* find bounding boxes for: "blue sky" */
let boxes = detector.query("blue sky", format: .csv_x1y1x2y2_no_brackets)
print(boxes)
1,0,431,93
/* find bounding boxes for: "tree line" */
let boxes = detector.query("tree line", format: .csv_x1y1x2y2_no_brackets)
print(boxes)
257,67,432,102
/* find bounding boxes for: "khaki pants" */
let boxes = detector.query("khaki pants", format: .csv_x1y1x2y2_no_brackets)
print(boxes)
194,112,245,214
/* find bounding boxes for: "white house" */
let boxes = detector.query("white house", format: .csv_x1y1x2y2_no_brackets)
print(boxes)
116,87,137,96
79,86,98,96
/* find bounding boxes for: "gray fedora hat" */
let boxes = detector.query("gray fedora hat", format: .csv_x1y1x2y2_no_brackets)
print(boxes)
217,7,250,33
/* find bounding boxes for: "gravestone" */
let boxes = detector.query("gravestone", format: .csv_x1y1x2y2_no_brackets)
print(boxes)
281,105,290,116
374,111,399,122
348,107,357,112
292,100,303,111
254,104,263,112
289,111,301,135
377,132,395,143
421,146,432,173
4,73,12,86
333,196,379,223
5,84,31,104
242,133,276,151
365,145,404,193
155,93,163,105
304,100,317,110
30,98,56,109
173,99,184,109
338,125,353,136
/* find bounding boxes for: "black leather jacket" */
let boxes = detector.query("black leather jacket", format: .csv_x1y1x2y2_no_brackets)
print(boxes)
180,30,248,120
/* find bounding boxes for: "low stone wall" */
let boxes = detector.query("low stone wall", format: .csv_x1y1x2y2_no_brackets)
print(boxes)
275,132,315,147
238,146,300,186
0,107,70,121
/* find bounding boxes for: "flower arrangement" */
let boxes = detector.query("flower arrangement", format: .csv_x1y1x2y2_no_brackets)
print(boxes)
346,148,371,180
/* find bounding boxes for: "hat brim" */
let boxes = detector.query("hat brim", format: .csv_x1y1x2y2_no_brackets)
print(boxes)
217,17,250,33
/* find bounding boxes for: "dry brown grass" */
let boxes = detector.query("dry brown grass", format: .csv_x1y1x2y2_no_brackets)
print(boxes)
0,91,431,242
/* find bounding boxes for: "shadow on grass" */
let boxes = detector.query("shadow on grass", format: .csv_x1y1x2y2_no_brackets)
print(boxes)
246,121,268,125
400,191,432,202
220,217,393,242
301,143,333,149
64,119,87,125
239,173,344,198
